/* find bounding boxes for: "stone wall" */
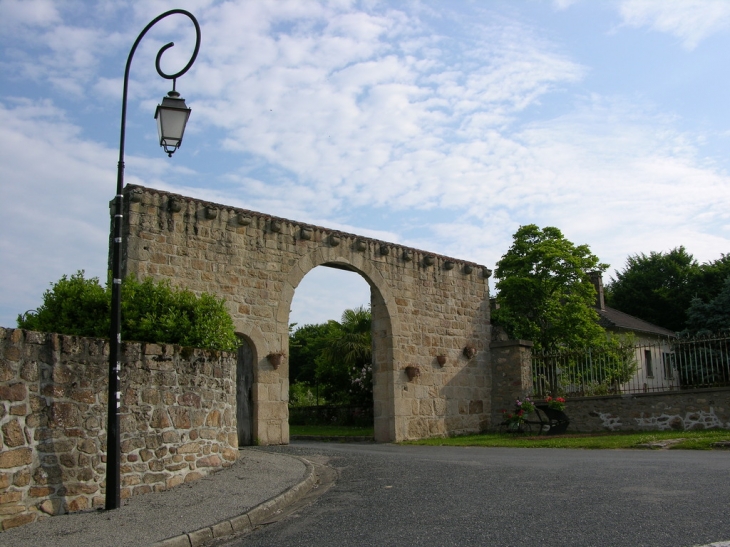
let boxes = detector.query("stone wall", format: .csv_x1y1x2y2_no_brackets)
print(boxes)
490,340,534,426
0,327,237,531
121,185,493,442
564,389,730,432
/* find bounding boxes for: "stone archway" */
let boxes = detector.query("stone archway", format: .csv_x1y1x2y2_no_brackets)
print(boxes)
121,184,493,445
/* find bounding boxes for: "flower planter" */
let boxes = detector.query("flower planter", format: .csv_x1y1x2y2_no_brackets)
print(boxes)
267,352,285,369
405,365,420,381
436,355,446,366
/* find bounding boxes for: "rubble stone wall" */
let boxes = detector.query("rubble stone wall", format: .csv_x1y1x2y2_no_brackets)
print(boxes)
0,327,237,531
565,389,730,432
121,185,493,443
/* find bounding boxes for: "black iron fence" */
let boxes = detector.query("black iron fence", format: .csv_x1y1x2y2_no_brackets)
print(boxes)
532,332,730,398
289,405,373,427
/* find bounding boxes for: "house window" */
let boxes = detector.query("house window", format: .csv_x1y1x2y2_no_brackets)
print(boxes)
644,349,654,378
662,352,674,380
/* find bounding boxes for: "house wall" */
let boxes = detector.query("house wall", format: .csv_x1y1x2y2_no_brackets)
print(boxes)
0,327,237,531
619,334,680,393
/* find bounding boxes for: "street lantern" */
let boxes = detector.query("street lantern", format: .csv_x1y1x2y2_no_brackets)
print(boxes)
155,89,192,157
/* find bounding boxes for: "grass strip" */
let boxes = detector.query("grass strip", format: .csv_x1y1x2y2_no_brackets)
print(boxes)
401,429,730,450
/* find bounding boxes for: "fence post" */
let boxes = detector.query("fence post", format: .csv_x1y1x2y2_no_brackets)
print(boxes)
490,340,534,429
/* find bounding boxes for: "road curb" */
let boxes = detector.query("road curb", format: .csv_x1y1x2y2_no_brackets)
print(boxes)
153,454,317,547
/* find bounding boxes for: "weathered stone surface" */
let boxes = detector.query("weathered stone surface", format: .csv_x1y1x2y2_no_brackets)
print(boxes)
177,441,201,454
197,455,221,468
2,420,24,448
66,496,89,512
2,512,35,530
184,471,203,483
49,402,81,428
178,392,202,408
0,448,32,469
150,409,171,429
0,383,26,402
39,499,63,515
0,491,22,504
13,469,30,487
168,408,191,429
29,486,55,498
143,472,169,484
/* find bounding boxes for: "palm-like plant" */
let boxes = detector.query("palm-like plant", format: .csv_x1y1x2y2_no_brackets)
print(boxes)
321,306,372,367
316,306,373,405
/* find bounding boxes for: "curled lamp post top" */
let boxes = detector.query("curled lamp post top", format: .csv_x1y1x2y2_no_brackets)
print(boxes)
117,9,201,176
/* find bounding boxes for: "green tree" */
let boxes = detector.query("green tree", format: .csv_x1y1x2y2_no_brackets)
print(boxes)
289,322,334,385
289,307,373,406
605,247,699,332
18,271,239,351
316,306,373,406
493,224,607,351
694,254,730,303
685,276,730,334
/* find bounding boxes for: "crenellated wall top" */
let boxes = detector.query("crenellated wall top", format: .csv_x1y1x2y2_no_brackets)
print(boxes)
121,184,492,278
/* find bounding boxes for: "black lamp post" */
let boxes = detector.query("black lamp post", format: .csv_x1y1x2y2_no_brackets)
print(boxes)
107,9,200,511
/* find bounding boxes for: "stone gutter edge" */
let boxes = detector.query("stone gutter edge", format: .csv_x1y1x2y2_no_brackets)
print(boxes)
153,454,317,547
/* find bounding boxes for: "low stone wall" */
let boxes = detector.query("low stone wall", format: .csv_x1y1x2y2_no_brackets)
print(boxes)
564,388,730,432
0,328,237,531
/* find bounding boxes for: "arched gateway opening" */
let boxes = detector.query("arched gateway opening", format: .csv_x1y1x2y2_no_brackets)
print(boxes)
285,262,395,442
121,185,492,445
288,266,374,436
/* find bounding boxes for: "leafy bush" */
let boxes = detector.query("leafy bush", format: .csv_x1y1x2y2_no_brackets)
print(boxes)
18,271,239,351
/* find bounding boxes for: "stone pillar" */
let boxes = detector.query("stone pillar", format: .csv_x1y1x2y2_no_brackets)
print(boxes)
490,340,534,429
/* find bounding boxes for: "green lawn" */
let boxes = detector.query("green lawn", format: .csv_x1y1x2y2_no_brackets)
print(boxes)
402,429,730,450
288,425,730,449
289,424,374,437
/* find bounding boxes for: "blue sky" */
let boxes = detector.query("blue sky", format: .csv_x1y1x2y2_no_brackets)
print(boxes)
2,0,730,329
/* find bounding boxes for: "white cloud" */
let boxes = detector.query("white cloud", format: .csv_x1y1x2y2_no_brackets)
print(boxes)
0,0,60,30
0,99,112,326
619,0,730,49
185,2,585,222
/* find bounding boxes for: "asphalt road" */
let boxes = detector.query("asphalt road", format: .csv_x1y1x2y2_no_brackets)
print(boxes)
223,442,730,547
